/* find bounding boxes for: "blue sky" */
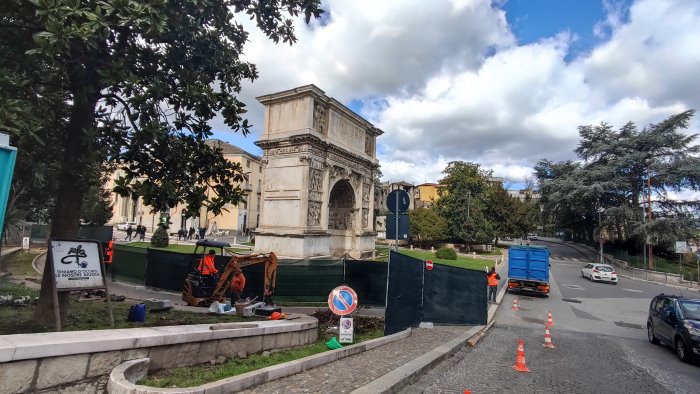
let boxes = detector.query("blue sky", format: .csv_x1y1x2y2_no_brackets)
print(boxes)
210,0,699,200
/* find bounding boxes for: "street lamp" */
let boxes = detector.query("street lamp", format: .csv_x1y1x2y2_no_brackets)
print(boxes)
597,205,604,264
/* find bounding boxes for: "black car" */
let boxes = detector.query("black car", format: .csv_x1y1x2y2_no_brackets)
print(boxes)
647,294,700,362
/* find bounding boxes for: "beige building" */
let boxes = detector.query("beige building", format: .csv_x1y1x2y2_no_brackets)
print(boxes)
107,140,262,236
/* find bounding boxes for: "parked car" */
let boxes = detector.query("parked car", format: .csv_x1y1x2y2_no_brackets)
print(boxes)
116,222,137,231
528,233,539,240
581,263,618,284
647,294,700,362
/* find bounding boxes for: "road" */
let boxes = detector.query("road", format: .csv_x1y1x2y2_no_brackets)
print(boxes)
402,239,700,394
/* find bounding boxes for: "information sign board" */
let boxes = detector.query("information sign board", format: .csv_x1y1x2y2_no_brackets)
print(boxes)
51,240,105,289
22,237,30,250
675,241,688,254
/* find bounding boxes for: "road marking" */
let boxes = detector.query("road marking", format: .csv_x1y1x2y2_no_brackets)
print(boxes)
555,263,582,267
621,288,643,293
561,284,585,290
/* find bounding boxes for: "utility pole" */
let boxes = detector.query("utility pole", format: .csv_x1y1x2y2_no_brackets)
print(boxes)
647,174,654,269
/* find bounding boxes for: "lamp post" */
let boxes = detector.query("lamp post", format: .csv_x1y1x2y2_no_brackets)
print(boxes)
597,203,604,264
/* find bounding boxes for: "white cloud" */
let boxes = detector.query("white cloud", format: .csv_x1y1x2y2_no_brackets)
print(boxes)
215,0,700,191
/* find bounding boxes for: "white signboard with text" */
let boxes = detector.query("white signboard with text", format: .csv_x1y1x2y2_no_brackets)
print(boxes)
675,241,688,254
22,236,30,250
339,317,354,343
50,240,105,289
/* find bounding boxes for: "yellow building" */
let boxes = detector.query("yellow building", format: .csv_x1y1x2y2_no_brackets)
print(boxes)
107,139,262,236
415,183,444,208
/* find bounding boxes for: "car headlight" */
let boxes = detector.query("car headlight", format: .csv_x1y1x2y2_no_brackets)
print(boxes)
683,322,700,337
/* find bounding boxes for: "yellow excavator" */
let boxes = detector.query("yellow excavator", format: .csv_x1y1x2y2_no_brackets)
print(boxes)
182,241,278,307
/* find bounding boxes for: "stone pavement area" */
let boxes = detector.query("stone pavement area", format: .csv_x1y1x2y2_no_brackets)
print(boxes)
400,325,671,394
239,325,470,394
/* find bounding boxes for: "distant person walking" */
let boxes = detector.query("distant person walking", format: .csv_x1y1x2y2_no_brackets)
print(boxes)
199,226,206,240
125,225,133,241
177,228,186,241
188,227,195,240
486,266,500,304
138,225,146,241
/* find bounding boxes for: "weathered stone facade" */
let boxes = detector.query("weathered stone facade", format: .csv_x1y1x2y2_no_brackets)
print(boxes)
254,85,382,258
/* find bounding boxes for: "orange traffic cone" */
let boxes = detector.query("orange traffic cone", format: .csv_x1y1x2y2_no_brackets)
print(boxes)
545,310,554,327
512,339,531,372
511,298,520,311
543,326,555,349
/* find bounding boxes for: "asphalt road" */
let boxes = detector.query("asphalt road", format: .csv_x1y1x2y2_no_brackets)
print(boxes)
402,240,700,394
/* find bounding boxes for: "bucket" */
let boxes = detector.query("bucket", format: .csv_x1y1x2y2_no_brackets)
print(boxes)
127,303,146,323
235,302,250,315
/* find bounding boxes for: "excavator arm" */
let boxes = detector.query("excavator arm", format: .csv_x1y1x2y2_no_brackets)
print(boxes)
209,252,278,305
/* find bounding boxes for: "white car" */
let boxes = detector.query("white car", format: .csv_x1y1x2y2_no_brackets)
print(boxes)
581,263,618,284
116,222,137,231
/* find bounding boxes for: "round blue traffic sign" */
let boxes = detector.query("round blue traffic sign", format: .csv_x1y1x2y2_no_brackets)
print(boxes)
387,189,410,213
328,285,358,316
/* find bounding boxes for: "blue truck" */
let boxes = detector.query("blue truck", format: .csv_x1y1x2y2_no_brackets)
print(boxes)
508,245,550,296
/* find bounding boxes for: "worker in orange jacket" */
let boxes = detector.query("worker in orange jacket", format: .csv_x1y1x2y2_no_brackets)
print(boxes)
230,269,246,302
104,239,114,265
486,266,500,304
198,250,219,276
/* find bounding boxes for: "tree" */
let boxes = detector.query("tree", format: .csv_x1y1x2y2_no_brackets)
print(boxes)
436,161,495,246
80,166,114,226
536,111,700,253
409,207,447,248
485,185,531,243
2,0,323,325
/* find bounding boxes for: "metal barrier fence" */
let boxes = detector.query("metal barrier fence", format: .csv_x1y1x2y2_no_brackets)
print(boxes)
109,247,390,305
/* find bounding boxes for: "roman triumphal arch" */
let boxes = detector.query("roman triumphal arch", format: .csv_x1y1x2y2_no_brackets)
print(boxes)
253,85,382,258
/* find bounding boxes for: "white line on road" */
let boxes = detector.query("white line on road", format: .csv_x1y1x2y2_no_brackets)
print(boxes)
554,263,582,267
622,288,643,293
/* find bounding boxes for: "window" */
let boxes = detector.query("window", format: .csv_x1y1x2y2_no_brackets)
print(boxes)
246,159,250,168
259,164,262,173
655,297,671,313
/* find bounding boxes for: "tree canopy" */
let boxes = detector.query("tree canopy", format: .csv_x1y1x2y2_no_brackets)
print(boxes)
0,0,323,324
536,111,700,254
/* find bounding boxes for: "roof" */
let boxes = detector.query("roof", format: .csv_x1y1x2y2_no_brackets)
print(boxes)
206,139,260,160
195,239,231,248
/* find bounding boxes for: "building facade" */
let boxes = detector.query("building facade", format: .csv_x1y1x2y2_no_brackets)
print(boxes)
106,140,262,236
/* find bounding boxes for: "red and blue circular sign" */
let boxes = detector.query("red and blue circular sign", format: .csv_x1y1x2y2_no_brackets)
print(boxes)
328,285,358,316
426,259,433,271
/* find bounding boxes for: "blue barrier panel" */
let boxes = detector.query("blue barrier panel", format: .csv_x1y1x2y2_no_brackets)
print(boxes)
0,137,17,240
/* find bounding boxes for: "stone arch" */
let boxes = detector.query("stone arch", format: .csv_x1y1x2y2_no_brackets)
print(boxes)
328,179,355,230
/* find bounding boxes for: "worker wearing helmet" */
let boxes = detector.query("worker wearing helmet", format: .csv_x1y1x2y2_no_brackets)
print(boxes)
198,250,219,276
230,269,246,302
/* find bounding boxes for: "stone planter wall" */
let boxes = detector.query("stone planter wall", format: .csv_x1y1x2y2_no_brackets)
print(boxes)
0,316,317,394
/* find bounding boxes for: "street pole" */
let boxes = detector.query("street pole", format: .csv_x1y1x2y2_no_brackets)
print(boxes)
642,208,648,280
647,174,654,269
394,190,399,253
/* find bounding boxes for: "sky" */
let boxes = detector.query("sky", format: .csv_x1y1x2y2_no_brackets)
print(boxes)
211,0,700,197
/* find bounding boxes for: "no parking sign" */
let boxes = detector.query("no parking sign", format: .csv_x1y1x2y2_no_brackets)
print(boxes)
328,285,358,316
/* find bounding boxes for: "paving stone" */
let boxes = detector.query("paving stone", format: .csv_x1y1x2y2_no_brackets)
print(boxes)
239,326,468,394
0,359,36,394
401,326,673,394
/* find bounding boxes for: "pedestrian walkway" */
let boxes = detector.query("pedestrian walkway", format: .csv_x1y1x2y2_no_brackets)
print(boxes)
240,325,470,394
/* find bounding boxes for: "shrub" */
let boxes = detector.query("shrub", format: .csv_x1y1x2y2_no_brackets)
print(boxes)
435,247,457,260
150,226,169,247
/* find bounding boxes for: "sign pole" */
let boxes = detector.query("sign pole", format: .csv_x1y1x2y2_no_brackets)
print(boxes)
49,251,62,332
394,191,399,253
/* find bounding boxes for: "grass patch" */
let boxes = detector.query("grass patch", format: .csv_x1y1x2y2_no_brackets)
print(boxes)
375,246,488,270
122,243,254,255
0,280,261,335
1,250,42,278
139,328,383,388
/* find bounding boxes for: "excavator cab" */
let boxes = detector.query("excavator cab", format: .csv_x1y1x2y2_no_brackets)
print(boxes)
182,239,230,306
182,241,278,308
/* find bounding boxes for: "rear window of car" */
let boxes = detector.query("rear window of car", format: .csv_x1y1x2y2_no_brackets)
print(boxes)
596,265,614,272
680,300,700,320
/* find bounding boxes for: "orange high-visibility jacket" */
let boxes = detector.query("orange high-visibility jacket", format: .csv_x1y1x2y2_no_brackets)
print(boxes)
198,255,218,275
487,271,500,287
231,273,246,293
105,240,114,264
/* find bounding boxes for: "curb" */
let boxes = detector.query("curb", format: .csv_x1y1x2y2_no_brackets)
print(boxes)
107,328,412,393
32,251,46,275
349,325,483,394
351,282,508,394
